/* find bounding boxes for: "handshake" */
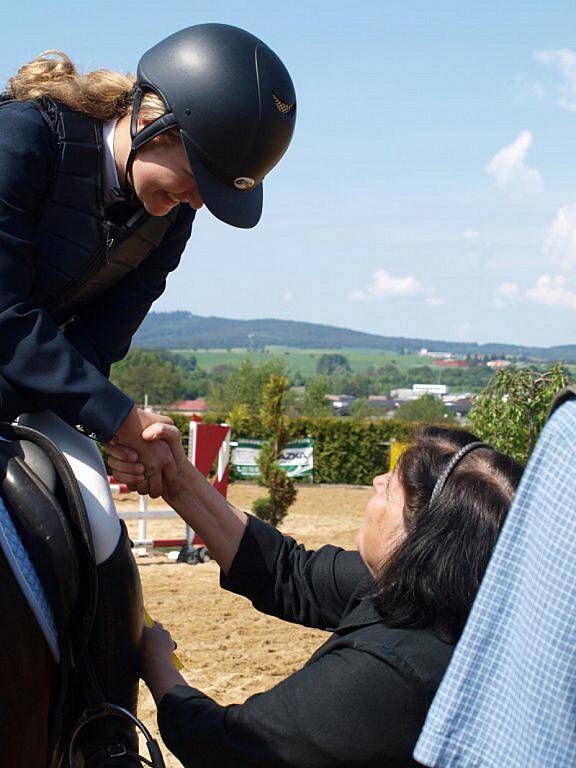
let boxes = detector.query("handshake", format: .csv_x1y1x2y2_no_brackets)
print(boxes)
105,405,187,499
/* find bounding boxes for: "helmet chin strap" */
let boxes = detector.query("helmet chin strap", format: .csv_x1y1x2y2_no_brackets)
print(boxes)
122,149,137,202
119,87,143,202
122,85,180,202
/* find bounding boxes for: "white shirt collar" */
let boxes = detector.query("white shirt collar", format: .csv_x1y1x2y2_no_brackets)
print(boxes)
102,119,123,206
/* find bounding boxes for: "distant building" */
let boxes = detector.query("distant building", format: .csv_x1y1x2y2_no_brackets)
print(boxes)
419,349,455,359
444,397,475,420
486,359,511,369
167,398,209,415
368,395,389,407
390,388,417,402
391,384,450,403
432,359,470,368
413,383,448,396
443,392,474,403
367,395,390,410
326,394,356,413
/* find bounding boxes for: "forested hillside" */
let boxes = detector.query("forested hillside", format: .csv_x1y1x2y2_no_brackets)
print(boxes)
133,312,576,362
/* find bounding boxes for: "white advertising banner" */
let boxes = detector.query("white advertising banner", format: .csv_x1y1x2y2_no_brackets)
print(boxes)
231,438,313,480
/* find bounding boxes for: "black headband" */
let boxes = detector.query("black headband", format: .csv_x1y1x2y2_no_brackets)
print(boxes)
429,441,490,505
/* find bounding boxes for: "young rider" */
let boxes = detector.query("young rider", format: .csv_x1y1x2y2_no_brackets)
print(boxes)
0,23,296,767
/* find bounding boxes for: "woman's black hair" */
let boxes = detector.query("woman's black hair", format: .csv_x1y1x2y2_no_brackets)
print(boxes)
372,426,523,642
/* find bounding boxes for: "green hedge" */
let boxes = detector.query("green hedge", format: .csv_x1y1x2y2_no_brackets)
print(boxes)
293,418,414,485
168,413,416,486
102,413,447,486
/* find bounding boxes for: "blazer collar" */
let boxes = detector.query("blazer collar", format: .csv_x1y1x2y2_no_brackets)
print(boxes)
333,594,383,633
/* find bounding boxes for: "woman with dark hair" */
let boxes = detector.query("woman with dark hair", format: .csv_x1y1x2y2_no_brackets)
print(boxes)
108,424,523,767
371,426,520,642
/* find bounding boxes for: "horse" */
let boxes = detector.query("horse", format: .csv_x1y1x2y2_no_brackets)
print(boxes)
0,422,165,767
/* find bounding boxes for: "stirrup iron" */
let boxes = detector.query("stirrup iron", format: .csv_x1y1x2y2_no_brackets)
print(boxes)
66,704,166,767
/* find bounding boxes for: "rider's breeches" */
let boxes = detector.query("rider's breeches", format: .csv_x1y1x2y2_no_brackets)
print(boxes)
18,410,121,564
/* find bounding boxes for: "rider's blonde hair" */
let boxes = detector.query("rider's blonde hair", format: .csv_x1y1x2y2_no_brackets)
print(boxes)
6,50,180,145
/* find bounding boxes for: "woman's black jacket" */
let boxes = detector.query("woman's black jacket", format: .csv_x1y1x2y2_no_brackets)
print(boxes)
158,515,454,768
0,100,195,440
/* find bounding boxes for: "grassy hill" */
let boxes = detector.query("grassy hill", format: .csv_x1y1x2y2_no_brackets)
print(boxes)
133,311,576,363
173,347,430,376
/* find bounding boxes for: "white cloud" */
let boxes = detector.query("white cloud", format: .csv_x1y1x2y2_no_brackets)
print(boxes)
348,270,423,302
535,48,576,111
495,281,520,307
525,274,576,310
485,131,542,192
463,230,480,240
543,204,576,269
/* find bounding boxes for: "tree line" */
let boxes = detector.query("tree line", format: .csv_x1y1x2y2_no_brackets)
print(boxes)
110,348,511,410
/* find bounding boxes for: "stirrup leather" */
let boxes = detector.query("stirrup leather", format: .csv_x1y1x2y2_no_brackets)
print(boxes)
67,704,166,768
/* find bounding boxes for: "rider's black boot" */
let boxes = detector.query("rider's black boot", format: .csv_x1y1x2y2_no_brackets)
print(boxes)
80,521,144,768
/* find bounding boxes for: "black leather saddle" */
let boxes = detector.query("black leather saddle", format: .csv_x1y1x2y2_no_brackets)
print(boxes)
0,422,98,654
0,422,166,768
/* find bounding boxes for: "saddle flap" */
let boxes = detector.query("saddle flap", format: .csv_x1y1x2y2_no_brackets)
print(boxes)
18,439,57,492
0,440,80,634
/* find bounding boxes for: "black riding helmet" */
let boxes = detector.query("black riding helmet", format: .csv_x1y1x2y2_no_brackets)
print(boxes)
128,24,296,228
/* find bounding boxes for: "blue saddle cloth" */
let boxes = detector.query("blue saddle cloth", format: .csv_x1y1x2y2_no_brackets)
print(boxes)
0,491,59,661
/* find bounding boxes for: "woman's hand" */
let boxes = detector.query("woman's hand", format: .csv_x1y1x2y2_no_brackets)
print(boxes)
110,420,247,572
140,622,187,705
142,422,187,468
106,420,187,499
105,407,178,498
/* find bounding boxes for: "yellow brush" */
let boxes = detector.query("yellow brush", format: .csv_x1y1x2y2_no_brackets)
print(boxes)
144,608,184,670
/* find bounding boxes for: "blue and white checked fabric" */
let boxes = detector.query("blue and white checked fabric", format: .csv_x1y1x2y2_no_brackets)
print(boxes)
414,399,576,768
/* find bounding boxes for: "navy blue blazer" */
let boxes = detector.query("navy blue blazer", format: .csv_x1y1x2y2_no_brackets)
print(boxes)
0,101,195,441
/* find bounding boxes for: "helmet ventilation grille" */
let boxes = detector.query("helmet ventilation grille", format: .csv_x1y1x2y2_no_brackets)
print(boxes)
273,93,295,115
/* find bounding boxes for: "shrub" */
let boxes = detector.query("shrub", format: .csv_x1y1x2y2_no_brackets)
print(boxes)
468,363,571,464
252,375,297,526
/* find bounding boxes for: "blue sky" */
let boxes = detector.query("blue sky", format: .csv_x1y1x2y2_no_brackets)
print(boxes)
3,1,575,346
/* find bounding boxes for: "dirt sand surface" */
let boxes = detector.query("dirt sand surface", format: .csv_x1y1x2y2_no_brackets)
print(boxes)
119,483,371,767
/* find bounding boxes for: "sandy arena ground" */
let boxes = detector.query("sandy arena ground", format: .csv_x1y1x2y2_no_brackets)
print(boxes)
119,483,372,767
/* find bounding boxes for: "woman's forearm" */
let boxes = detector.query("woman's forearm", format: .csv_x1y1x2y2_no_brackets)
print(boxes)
168,462,248,573
147,664,188,706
